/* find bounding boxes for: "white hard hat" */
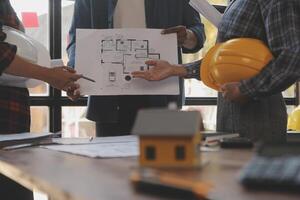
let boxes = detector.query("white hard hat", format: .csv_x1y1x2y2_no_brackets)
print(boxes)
0,25,51,88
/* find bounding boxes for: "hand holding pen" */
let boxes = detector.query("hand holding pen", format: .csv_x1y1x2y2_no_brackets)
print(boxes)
81,75,96,83
66,75,96,101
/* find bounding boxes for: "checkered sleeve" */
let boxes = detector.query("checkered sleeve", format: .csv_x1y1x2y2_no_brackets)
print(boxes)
239,0,300,98
0,23,17,75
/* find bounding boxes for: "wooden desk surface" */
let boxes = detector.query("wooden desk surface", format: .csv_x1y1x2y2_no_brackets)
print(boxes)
0,148,299,200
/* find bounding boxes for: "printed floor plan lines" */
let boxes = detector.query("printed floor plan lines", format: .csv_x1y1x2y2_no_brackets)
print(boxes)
100,36,160,82
75,28,179,95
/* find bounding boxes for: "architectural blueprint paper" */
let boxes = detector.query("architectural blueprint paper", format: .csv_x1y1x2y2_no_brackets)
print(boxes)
42,136,139,158
75,29,179,95
52,135,137,145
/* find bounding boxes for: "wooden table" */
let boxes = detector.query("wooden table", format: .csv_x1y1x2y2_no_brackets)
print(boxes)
0,148,299,200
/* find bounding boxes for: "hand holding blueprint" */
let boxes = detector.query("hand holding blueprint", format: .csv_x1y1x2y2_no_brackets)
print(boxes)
75,28,179,95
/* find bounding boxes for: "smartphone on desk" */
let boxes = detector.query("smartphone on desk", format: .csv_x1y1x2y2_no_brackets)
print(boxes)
220,137,254,149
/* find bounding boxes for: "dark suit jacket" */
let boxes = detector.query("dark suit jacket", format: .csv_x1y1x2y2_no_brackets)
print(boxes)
67,0,205,123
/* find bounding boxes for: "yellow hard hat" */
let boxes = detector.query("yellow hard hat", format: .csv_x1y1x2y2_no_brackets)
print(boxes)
200,38,273,91
288,106,300,131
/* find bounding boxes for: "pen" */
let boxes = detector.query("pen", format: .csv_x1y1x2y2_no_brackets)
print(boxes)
82,76,96,83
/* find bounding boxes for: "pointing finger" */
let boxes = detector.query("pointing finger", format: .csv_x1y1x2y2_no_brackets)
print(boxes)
132,72,147,79
71,74,83,81
62,66,76,73
145,60,158,66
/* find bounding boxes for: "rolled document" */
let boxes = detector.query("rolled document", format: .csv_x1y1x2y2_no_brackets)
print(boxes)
189,0,222,27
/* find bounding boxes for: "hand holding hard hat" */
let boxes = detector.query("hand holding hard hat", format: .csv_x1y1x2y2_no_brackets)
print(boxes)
1,25,51,88
200,38,273,91
219,82,249,103
1,26,83,94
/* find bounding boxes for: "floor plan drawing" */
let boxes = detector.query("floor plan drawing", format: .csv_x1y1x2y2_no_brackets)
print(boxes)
100,36,160,83
75,29,179,95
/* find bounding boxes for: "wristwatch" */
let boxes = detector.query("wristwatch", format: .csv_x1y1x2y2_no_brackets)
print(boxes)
183,60,201,79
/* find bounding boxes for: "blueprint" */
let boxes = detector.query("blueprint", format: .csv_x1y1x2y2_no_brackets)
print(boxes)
42,136,139,158
75,29,179,95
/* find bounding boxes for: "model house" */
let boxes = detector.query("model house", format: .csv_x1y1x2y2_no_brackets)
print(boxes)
132,109,202,168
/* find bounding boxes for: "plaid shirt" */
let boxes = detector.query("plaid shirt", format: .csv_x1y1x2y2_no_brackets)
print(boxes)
214,0,300,141
219,0,300,98
0,0,23,74
0,0,30,134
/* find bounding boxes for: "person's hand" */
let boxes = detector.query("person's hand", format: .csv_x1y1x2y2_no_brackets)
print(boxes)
132,60,174,81
45,66,83,91
66,83,81,101
220,82,249,104
162,26,188,46
161,26,197,49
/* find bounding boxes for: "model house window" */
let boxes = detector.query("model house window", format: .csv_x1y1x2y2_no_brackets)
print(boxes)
175,145,186,160
145,146,156,160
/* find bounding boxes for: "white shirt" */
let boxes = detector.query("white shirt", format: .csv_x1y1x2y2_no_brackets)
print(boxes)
113,0,146,28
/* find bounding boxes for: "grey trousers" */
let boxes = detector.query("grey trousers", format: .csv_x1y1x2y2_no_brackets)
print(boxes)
216,93,287,143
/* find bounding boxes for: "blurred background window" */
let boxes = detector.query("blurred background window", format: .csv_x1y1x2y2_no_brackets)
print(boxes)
62,107,95,138
30,107,49,133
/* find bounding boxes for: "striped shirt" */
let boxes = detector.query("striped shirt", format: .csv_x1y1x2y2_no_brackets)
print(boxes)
0,0,30,134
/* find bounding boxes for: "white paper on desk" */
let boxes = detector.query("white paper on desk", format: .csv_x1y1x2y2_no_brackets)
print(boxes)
75,28,179,95
0,132,53,142
43,136,139,158
52,135,137,145
189,0,222,27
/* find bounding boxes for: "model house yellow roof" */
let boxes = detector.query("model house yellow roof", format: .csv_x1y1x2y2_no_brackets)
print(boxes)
132,109,201,136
